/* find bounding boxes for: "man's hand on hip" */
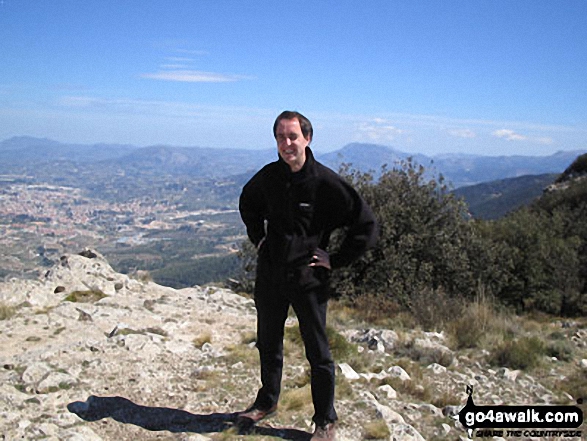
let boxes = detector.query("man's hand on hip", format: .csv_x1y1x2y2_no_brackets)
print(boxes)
309,248,331,270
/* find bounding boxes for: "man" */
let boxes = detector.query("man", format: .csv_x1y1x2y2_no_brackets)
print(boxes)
238,111,378,440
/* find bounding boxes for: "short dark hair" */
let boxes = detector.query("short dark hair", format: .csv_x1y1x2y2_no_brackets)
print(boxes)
273,111,313,141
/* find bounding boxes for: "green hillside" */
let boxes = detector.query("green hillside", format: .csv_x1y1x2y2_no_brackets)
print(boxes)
453,173,558,219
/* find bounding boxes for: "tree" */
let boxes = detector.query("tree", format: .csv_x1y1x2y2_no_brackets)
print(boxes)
480,208,582,314
330,160,495,310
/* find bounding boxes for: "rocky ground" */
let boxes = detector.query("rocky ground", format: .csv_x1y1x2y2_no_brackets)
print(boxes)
0,251,585,440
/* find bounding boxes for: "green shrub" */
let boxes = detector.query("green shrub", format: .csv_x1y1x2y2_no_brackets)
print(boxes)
236,154,587,319
489,336,545,370
330,160,499,313
545,340,575,362
477,207,583,316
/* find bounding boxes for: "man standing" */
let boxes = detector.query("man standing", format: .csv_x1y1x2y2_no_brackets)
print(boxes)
238,111,378,440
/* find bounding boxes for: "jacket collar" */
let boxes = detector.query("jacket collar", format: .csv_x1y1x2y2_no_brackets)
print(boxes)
277,146,316,177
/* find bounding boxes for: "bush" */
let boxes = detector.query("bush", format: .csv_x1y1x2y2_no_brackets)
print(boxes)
489,336,545,370
545,340,575,362
331,160,496,309
478,206,584,315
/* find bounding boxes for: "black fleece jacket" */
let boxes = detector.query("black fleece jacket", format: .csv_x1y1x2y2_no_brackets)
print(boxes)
239,148,378,273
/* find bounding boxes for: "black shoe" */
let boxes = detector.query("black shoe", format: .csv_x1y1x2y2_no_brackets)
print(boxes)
237,404,278,424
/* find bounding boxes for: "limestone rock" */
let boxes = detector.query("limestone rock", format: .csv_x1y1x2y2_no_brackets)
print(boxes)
412,337,454,366
387,365,411,381
0,250,584,441
377,384,398,400
338,362,360,380
344,328,399,352
389,423,426,441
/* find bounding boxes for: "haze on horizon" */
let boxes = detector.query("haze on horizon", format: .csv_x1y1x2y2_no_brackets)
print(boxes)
1,1,586,157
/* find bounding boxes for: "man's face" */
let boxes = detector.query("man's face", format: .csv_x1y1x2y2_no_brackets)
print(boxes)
275,118,310,172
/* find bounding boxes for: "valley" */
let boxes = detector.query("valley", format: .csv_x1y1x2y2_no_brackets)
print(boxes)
1,136,585,288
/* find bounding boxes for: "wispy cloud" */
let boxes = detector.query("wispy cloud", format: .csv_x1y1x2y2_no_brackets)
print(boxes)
174,48,209,56
357,118,405,143
165,56,195,63
55,96,270,121
448,128,476,139
142,49,253,83
160,64,190,70
492,129,527,141
140,70,252,83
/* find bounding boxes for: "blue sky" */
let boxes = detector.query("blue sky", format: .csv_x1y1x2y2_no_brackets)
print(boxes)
1,0,586,156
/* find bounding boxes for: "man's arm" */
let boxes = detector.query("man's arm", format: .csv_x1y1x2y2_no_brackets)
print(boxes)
328,181,378,269
239,177,267,248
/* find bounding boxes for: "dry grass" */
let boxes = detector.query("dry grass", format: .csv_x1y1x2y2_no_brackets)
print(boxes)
376,359,433,402
362,419,390,439
0,302,16,320
557,371,587,414
280,384,313,412
409,287,464,332
193,331,212,348
240,331,257,345
222,342,258,366
64,290,107,303
446,294,521,351
330,295,404,329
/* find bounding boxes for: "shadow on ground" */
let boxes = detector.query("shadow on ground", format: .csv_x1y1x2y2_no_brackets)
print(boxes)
68,395,312,440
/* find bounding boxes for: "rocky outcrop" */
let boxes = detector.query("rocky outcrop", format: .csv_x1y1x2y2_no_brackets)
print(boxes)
0,251,584,440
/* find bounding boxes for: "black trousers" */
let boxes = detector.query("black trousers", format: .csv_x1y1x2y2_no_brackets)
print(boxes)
252,277,338,425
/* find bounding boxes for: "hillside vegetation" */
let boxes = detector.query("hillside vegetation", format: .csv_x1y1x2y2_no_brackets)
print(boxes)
340,155,587,318
452,173,558,220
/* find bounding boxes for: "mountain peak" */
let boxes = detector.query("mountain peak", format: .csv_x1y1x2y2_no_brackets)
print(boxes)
0,136,62,150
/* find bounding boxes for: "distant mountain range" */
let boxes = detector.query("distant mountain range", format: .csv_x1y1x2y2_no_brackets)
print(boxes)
1,136,585,188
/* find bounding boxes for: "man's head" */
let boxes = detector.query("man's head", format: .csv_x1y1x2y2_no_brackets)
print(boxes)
273,111,313,172
273,111,313,142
